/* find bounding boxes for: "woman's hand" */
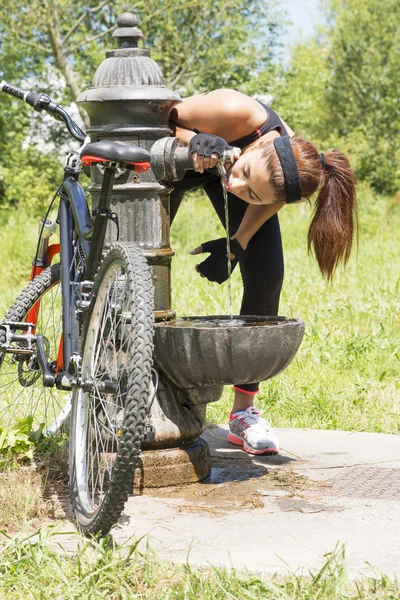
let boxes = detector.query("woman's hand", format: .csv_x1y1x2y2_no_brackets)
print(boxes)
189,237,245,284
189,133,241,173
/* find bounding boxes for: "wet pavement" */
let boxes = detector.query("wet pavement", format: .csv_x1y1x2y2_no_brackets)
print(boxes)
51,426,400,578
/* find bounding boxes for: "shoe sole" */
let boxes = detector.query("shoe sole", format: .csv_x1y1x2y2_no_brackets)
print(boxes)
228,432,279,456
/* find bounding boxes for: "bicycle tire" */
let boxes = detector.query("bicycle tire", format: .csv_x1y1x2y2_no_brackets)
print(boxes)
0,263,72,432
69,242,154,536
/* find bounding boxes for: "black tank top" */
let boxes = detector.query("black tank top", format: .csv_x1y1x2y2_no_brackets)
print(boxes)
172,101,288,149
228,103,288,149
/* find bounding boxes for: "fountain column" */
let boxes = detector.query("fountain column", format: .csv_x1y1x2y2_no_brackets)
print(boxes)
77,12,224,487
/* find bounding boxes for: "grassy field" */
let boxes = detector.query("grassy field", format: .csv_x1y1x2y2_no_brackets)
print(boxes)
0,185,399,433
171,185,400,432
1,530,399,599
0,189,399,598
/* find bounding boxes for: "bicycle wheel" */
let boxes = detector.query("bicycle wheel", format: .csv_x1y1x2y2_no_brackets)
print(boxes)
0,263,70,432
69,242,154,536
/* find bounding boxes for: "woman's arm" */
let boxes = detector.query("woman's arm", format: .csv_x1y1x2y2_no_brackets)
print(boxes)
170,89,267,144
191,203,285,278
231,202,285,251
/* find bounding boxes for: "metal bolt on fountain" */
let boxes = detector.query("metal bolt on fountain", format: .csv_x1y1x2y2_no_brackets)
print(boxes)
77,12,305,488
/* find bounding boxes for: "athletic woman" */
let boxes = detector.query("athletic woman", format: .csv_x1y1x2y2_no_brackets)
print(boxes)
169,89,357,456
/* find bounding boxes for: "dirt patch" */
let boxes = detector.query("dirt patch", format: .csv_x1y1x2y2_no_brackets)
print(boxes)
144,455,321,515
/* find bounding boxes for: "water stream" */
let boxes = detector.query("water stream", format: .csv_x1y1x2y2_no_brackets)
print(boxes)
217,161,233,320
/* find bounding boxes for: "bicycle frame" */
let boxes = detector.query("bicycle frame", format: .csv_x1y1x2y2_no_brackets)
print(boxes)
5,155,119,389
45,160,116,380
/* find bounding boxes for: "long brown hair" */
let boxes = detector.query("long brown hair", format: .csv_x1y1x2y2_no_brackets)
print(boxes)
263,134,357,280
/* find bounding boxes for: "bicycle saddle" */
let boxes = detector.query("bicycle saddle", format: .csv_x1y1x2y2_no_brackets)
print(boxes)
81,140,151,172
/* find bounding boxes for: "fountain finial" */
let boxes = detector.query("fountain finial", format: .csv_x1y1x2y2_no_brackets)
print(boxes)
112,12,144,49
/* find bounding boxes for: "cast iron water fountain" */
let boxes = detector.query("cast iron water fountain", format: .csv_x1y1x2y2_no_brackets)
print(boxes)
77,12,305,487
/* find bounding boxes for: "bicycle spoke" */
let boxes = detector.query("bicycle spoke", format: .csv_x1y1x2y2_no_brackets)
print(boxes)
0,266,69,431
70,243,154,535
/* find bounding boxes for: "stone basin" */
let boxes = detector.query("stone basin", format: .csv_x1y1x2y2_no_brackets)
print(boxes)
153,315,305,389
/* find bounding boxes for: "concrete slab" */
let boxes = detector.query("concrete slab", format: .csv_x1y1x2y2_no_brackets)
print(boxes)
113,426,400,578
41,426,400,579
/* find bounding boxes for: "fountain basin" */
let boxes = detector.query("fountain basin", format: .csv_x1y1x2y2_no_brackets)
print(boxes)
153,316,305,388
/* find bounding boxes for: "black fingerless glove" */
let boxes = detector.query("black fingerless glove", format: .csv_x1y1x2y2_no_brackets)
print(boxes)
197,238,245,284
189,133,232,158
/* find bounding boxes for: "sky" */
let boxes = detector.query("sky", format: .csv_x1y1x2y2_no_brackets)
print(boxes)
279,0,325,45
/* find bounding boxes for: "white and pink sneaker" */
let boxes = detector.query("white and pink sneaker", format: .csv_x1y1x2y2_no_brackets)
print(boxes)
228,406,279,455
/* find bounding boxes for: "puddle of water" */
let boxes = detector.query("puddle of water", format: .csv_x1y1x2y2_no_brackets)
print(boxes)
159,318,284,329
144,457,311,513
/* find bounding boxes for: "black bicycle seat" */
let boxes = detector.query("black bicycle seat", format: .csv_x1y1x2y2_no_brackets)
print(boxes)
81,140,151,168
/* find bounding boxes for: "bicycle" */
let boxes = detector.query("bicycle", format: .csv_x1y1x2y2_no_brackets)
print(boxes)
0,81,156,536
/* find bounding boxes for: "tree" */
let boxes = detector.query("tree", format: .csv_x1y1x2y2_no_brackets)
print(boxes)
271,0,400,194
139,0,285,96
0,0,117,128
0,0,284,213
0,0,284,110
271,40,333,146
325,0,400,193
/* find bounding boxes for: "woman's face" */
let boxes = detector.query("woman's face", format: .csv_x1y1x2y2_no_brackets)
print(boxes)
224,146,276,205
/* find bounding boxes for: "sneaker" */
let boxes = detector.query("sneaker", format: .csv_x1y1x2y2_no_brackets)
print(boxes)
228,406,279,455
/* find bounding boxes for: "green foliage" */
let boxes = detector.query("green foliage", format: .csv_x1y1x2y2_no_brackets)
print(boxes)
0,148,63,215
0,418,35,466
273,0,400,194
271,41,333,146
326,0,400,193
0,416,67,469
0,76,63,215
138,0,284,95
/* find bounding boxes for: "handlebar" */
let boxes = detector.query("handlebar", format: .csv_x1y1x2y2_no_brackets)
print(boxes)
0,81,27,101
0,80,86,143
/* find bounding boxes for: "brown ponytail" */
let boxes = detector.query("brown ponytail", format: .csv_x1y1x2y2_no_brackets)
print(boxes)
263,135,357,280
308,149,357,280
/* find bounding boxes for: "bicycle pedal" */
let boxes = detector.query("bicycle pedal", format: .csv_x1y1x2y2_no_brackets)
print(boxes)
0,321,36,354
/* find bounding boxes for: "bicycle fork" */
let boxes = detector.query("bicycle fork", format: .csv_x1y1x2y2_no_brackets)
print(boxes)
0,218,62,375
26,219,64,375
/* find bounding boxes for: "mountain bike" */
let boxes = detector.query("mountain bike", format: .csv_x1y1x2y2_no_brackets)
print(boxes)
0,81,155,536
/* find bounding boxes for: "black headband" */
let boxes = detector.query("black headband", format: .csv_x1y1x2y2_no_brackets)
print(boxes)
273,136,302,204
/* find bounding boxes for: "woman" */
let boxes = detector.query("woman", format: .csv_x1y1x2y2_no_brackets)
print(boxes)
169,89,357,456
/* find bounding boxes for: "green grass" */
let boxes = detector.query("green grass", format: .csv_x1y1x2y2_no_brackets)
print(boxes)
0,210,50,314
170,186,400,432
0,466,53,531
0,185,399,436
0,530,399,599
0,189,399,597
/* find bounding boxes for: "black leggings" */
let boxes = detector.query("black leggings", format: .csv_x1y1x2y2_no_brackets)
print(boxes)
170,170,284,393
